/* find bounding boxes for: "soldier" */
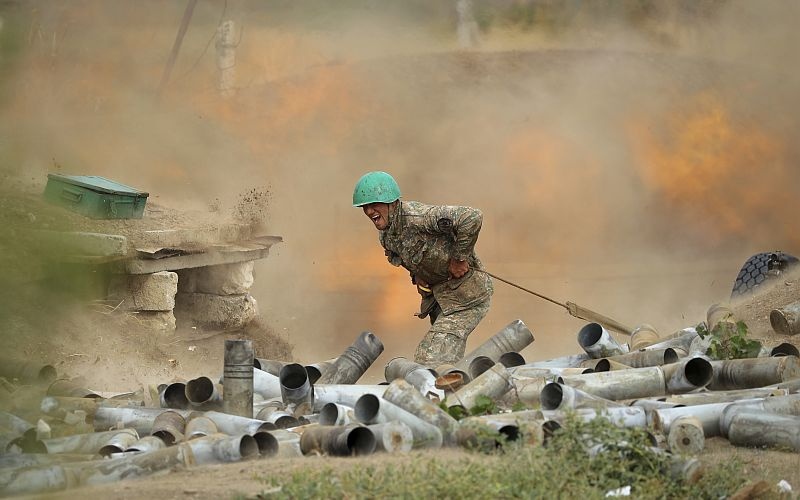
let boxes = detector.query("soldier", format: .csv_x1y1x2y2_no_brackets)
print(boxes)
352,171,493,367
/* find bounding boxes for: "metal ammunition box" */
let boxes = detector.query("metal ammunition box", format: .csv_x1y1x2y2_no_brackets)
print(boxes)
43,174,149,219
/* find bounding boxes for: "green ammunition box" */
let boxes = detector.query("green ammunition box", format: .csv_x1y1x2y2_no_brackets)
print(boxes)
43,174,149,219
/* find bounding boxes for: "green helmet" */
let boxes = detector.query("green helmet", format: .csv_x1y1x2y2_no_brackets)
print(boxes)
352,171,401,207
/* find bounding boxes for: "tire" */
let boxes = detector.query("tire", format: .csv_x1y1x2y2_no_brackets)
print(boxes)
731,251,799,298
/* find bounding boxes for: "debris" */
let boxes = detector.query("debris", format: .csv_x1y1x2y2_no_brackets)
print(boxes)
36,419,51,440
729,481,772,500
770,300,800,336
605,485,631,497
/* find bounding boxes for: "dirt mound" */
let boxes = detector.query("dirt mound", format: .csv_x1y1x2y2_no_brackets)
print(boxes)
1,304,293,397
732,265,800,344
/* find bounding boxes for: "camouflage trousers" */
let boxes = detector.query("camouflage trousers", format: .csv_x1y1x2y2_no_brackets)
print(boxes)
413,297,491,368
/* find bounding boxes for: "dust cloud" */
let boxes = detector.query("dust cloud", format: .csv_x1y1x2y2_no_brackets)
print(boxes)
1,1,798,383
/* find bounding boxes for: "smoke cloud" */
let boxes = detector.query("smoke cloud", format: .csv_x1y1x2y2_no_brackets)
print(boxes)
1,1,797,378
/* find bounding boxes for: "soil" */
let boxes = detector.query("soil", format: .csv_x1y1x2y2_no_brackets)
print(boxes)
731,266,800,344
18,441,799,500
29,311,294,399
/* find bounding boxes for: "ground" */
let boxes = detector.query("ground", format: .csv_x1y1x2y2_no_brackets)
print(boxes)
732,266,800,345
15,441,800,500
7,266,799,500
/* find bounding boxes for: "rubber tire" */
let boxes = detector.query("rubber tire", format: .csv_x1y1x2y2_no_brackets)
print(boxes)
731,251,799,298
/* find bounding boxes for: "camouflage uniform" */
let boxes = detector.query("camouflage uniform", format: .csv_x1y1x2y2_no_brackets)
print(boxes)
379,201,493,367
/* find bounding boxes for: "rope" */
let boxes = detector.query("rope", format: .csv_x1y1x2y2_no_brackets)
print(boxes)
475,269,568,310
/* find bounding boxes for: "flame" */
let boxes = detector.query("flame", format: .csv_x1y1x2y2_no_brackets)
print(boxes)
628,91,793,243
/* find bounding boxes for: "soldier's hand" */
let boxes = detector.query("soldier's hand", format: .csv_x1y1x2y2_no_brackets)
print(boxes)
415,277,432,295
449,258,469,279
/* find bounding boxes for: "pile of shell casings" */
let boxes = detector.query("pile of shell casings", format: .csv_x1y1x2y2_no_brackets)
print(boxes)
503,303,799,472
2,304,798,495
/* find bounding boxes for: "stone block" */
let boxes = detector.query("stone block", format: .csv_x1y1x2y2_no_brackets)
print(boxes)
132,311,176,331
30,230,128,257
177,262,255,295
108,271,178,311
174,292,258,330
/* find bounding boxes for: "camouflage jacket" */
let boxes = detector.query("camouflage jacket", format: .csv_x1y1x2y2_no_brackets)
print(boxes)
379,201,493,316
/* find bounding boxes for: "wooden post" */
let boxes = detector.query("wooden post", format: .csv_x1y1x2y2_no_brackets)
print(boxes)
157,0,198,100
456,0,479,49
215,20,237,99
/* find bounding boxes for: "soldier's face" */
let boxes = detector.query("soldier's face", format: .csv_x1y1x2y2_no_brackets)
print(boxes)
362,202,391,230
